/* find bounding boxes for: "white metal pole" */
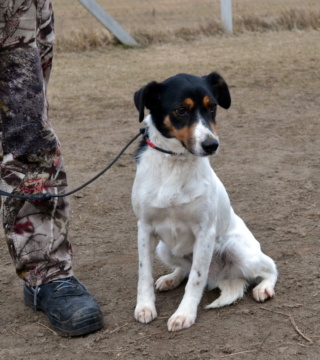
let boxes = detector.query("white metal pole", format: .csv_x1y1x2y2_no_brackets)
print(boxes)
221,0,233,34
78,0,138,46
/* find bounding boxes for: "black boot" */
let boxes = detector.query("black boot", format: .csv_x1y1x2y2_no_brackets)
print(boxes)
24,276,104,336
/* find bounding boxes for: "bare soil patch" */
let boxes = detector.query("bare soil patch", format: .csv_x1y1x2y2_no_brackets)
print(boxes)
0,30,319,359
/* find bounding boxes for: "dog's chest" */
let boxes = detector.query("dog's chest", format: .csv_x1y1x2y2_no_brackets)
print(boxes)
152,202,202,254
151,180,203,208
133,157,215,253
134,164,209,210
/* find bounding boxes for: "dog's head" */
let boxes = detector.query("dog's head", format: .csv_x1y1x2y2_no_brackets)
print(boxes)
134,72,231,156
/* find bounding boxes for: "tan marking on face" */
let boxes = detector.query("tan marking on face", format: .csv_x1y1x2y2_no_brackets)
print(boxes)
164,116,196,149
164,115,174,134
202,96,218,135
174,123,196,147
203,95,212,108
210,123,218,135
183,97,194,110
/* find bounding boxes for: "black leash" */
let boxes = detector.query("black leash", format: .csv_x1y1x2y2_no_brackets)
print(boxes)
0,128,146,201
0,126,179,202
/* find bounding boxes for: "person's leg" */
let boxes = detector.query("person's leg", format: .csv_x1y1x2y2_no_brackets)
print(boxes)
0,0,103,335
0,0,72,287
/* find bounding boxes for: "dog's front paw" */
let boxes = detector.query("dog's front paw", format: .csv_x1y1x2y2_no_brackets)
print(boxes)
252,282,275,302
135,304,157,324
167,312,196,332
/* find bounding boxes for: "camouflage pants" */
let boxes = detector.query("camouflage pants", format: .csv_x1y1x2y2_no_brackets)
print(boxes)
0,0,73,287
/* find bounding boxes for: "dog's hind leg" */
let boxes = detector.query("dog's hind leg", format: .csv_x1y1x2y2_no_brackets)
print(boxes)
205,278,247,309
155,241,191,291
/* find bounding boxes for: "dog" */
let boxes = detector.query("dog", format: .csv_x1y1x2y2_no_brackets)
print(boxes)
131,72,277,332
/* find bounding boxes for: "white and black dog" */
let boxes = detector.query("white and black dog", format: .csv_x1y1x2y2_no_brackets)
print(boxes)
132,72,277,332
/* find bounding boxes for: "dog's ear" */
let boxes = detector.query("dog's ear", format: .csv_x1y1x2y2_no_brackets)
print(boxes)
134,81,163,122
204,72,231,109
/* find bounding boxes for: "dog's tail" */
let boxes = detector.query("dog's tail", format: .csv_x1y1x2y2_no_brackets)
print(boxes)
204,278,247,309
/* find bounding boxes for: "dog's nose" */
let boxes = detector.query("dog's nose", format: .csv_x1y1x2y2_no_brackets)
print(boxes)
201,139,219,154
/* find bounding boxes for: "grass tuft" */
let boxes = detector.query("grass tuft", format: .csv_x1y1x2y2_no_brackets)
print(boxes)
55,9,320,51
276,9,320,30
55,29,118,52
235,9,320,33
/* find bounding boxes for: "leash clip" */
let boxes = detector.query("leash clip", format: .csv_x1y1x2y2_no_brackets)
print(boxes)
139,126,147,136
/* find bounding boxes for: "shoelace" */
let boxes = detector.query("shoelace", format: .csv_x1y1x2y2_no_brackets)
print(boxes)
32,278,85,311
53,278,78,292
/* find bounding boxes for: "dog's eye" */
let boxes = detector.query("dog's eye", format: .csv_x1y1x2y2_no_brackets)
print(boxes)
175,107,188,116
208,104,217,113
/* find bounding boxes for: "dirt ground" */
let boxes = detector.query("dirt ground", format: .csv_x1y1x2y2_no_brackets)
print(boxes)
0,30,319,359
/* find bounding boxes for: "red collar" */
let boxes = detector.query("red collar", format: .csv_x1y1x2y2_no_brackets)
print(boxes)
140,127,177,155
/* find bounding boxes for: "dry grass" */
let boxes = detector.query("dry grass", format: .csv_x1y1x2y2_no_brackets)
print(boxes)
55,29,118,52
235,9,320,33
55,8,320,51
276,9,320,30
132,19,223,47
